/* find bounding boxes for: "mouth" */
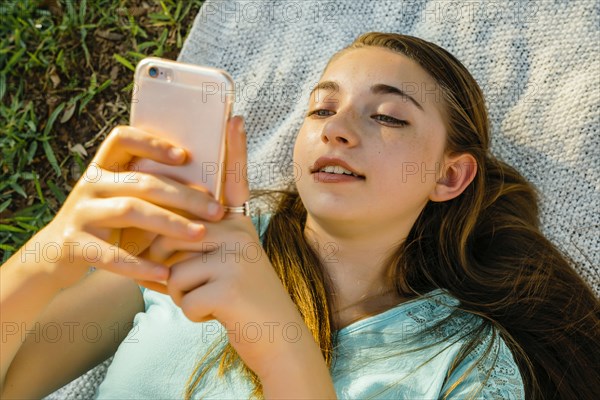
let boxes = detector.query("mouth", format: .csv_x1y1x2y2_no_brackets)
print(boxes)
310,156,366,180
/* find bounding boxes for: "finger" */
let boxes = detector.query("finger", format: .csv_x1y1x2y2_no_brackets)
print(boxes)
138,251,197,295
142,217,258,264
145,234,219,264
77,232,169,282
91,126,186,171
179,281,223,322
222,116,250,210
93,170,224,221
136,279,169,295
120,227,158,256
84,197,207,242
136,250,195,294
167,253,217,307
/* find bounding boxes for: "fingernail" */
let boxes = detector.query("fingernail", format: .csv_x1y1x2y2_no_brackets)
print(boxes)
208,202,221,216
188,223,204,236
169,147,185,160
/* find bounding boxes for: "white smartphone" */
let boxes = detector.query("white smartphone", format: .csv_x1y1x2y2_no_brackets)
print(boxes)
129,57,234,201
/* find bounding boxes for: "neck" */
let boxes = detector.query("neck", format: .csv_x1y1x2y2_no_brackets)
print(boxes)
303,213,418,329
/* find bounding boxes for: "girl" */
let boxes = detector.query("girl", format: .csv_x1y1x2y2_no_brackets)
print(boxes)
2,33,599,399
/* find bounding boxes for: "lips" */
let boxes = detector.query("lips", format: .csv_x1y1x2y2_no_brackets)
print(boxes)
310,156,365,179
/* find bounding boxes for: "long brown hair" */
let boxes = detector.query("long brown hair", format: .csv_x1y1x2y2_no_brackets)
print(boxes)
184,32,600,399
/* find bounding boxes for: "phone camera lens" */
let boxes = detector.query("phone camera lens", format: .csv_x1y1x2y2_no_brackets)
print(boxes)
149,67,158,77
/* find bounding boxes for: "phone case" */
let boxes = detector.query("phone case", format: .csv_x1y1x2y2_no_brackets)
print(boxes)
129,57,234,201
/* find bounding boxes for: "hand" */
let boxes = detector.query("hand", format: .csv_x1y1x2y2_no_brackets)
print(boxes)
36,125,224,290
142,116,312,380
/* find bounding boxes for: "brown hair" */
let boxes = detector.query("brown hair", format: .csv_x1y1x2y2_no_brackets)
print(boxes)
184,32,600,399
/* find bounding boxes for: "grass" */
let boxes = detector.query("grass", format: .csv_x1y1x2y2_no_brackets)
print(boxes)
0,0,204,262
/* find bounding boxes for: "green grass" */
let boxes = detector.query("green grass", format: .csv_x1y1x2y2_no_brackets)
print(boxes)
0,0,204,262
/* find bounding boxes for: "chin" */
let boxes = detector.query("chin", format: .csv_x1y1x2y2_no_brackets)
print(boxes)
303,199,362,222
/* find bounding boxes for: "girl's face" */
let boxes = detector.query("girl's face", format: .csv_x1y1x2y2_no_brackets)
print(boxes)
293,46,449,230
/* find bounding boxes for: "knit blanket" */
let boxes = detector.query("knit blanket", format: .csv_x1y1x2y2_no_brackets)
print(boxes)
46,0,599,398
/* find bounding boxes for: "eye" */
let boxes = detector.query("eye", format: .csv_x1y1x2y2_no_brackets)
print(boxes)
372,114,409,127
306,109,409,127
307,109,334,118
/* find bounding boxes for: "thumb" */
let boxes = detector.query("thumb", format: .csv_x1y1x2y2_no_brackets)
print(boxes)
222,115,249,209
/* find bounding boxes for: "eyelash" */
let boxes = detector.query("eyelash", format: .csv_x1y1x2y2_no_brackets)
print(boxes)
306,109,409,127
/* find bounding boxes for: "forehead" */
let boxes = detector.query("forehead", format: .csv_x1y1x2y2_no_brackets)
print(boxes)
318,47,444,110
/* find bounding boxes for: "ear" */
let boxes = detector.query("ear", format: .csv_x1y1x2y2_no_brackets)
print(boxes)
429,153,477,202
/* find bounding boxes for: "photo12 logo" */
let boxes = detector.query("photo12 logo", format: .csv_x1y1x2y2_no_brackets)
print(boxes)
1,321,139,344
201,1,341,24
400,1,539,24
200,321,303,344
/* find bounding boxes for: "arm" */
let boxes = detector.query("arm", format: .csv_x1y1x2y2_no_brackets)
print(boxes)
1,125,224,393
1,263,144,398
146,117,336,399
0,229,67,390
259,325,337,399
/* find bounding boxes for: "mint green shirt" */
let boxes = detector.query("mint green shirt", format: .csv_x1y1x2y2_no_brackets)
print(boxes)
95,215,525,399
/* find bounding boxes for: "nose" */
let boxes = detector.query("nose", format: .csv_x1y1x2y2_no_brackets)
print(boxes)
320,111,360,147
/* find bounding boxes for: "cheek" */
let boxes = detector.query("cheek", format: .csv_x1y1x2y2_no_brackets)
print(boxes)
376,138,423,168
292,127,306,162
293,125,318,162
375,141,442,189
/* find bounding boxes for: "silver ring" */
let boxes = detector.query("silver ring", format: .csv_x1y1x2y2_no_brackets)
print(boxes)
223,201,250,216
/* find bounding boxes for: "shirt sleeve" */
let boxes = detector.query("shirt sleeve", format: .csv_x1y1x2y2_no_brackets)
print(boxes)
251,212,271,244
439,326,525,399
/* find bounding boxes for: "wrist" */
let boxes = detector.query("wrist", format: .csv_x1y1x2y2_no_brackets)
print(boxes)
19,227,89,290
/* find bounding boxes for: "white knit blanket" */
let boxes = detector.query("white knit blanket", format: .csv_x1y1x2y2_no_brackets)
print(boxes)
46,0,599,398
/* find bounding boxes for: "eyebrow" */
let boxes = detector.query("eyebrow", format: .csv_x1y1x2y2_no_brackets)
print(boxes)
309,80,424,111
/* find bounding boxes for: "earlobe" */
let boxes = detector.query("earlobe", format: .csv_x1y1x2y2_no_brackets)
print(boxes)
430,153,477,202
